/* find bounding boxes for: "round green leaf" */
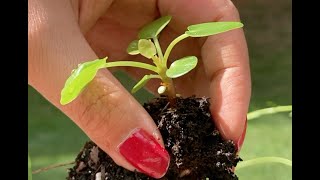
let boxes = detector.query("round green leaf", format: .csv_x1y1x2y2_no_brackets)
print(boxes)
60,57,108,105
138,39,156,59
185,22,243,37
166,56,198,78
138,16,172,39
127,40,139,55
28,154,32,180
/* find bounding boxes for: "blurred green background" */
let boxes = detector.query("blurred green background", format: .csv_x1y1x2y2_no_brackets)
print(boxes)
28,0,292,179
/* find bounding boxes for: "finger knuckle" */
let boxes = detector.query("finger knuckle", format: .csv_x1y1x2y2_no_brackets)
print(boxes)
216,0,239,21
74,78,124,148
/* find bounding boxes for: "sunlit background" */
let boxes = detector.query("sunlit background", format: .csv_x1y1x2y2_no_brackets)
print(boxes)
28,0,292,179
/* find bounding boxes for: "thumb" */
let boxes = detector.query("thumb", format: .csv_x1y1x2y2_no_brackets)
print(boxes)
28,0,169,178
68,70,170,179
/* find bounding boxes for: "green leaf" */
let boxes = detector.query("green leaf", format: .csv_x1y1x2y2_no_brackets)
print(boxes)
60,57,108,105
28,154,32,180
127,40,140,55
166,56,198,78
185,22,243,37
138,39,156,59
138,16,172,39
131,74,160,93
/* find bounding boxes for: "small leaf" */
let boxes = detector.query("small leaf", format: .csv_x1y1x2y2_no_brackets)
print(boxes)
138,39,156,59
185,22,243,37
60,58,108,105
28,154,32,180
127,40,139,55
138,16,172,39
166,56,198,78
131,74,160,93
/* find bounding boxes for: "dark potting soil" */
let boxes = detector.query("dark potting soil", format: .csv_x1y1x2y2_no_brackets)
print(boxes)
67,96,242,180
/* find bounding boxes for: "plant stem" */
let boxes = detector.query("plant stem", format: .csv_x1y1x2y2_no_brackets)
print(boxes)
151,56,162,67
235,157,292,171
147,74,162,79
158,67,176,101
103,61,159,73
153,37,164,61
158,33,189,100
163,33,189,65
32,161,75,174
247,105,292,120
163,77,176,99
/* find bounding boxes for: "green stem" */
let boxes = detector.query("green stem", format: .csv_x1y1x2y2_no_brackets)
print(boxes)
131,74,161,93
162,76,176,98
236,157,292,171
32,161,75,174
153,37,164,61
156,68,176,102
160,33,189,100
151,56,162,68
163,33,189,65
103,61,159,73
148,74,161,79
247,105,292,120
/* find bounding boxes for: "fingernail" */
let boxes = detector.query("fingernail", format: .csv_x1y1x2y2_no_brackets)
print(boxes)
119,128,170,178
236,117,247,151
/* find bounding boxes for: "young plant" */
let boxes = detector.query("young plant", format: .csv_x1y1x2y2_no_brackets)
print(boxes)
60,16,243,105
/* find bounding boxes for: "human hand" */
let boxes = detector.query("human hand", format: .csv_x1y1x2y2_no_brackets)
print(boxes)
28,0,250,178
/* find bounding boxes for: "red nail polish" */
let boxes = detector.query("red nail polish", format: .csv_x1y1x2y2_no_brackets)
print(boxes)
236,117,248,151
119,128,170,178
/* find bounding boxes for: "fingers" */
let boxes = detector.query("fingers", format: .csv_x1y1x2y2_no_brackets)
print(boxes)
76,0,114,34
71,71,170,179
159,0,251,146
28,0,169,178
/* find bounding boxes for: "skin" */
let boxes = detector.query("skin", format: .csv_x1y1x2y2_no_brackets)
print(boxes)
29,0,251,174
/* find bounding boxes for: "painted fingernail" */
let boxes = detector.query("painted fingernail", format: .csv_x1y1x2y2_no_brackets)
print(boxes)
119,128,170,178
236,117,248,151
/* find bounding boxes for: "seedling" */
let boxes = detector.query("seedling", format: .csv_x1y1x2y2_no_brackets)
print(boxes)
60,16,244,105
30,15,292,179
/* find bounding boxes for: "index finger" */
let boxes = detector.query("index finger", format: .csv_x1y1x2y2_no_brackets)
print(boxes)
159,0,251,145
